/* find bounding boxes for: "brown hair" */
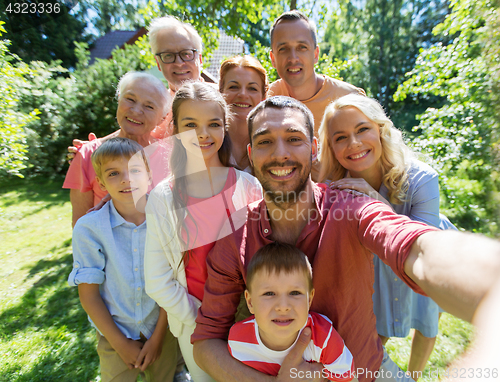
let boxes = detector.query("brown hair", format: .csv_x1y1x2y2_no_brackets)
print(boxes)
91,137,150,180
219,55,268,98
270,10,317,47
246,242,313,292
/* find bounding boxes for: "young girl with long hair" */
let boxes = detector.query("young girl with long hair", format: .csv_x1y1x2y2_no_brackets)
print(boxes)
318,93,455,380
144,82,262,381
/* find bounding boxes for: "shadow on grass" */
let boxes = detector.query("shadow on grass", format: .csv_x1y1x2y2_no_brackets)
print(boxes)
0,177,69,209
0,242,99,381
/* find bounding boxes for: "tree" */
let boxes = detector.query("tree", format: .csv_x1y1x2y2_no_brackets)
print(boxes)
394,0,500,235
0,22,38,178
0,0,88,68
321,0,450,130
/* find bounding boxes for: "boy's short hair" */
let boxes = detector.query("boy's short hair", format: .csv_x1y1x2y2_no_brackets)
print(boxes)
246,242,313,292
91,137,150,179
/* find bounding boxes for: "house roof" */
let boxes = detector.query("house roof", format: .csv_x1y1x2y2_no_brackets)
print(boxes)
89,28,147,65
205,30,245,80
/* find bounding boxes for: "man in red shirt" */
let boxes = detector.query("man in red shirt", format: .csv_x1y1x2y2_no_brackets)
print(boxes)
192,96,500,382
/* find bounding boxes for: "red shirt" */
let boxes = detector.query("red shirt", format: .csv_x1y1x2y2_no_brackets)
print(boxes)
192,183,437,382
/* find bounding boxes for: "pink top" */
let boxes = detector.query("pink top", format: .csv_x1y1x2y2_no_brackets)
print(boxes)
182,168,237,301
63,138,172,206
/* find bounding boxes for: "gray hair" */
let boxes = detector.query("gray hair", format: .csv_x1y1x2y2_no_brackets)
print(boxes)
148,16,203,55
116,71,170,114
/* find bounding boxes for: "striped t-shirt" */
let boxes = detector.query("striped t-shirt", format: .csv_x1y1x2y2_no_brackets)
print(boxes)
228,312,355,381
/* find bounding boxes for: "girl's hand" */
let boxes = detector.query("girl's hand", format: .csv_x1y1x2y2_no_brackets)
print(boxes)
134,333,164,372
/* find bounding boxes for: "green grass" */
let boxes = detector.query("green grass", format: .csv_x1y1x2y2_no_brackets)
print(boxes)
0,177,99,382
0,177,474,382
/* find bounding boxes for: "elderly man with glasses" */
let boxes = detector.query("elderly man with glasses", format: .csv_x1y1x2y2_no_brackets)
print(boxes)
149,16,207,95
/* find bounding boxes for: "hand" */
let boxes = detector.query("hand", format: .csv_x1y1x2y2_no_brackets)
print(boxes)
86,194,111,214
116,338,144,370
135,334,164,372
66,133,97,163
329,178,378,198
277,328,327,381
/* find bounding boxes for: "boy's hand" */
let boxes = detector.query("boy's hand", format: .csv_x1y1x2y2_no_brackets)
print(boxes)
134,333,164,372
116,338,144,369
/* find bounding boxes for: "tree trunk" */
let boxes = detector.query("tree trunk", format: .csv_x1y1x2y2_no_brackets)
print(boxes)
290,0,297,9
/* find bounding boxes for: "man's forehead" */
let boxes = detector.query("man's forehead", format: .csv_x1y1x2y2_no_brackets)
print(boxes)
253,108,308,134
156,27,195,49
272,19,314,46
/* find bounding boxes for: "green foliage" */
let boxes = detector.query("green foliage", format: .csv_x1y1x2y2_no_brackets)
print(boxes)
17,41,151,177
0,0,88,68
0,23,38,179
321,0,450,130
395,0,500,236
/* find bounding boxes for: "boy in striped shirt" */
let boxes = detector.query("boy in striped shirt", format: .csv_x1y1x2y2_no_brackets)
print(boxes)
228,242,356,381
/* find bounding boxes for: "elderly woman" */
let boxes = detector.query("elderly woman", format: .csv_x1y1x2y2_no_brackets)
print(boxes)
63,72,171,227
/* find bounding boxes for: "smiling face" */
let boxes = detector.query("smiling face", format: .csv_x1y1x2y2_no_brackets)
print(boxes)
221,66,265,121
327,106,383,179
96,154,151,210
270,19,319,91
248,107,317,208
116,79,166,143
154,28,202,91
176,100,225,168
245,268,314,351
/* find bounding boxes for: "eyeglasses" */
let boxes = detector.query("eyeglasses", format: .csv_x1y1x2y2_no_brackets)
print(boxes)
155,49,198,64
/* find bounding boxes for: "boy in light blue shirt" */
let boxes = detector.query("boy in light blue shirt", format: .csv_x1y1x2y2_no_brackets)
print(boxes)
68,137,177,382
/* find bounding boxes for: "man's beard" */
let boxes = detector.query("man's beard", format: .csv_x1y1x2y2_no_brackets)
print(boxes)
256,158,312,210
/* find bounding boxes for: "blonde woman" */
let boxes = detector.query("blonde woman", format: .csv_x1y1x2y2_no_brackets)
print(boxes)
318,94,455,380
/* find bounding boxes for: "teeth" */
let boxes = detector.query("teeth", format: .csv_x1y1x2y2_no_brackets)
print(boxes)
270,169,292,176
350,150,368,159
288,68,301,73
234,103,251,108
199,143,213,147
126,117,142,124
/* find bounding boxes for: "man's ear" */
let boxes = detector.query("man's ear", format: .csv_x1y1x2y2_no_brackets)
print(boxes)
311,136,318,162
270,50,277,69
314,45,320,64
244,289,255,314
154,56,162,72
247,143,253,167
96,177,107,192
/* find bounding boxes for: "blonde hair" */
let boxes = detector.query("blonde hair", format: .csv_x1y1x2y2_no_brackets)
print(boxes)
91,137,150,180
148,16,203,55
318,94,413,204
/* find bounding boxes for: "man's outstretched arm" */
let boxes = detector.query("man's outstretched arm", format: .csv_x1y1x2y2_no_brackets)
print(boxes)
193,329,326,382
404,230,500,322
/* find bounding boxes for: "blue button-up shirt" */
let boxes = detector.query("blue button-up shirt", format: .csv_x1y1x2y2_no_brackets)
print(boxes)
68,200,159,340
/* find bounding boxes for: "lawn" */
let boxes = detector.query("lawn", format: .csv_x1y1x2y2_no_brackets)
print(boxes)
0,177,474,382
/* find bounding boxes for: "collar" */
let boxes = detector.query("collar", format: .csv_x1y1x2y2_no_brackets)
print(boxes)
258,182,325,239
109,199,146,229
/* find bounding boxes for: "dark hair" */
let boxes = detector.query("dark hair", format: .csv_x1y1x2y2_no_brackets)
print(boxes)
92,137,150,179
246,242,313,292
170,81,233,265
247,96,314,144
270,10,317,47
219,55,269,98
